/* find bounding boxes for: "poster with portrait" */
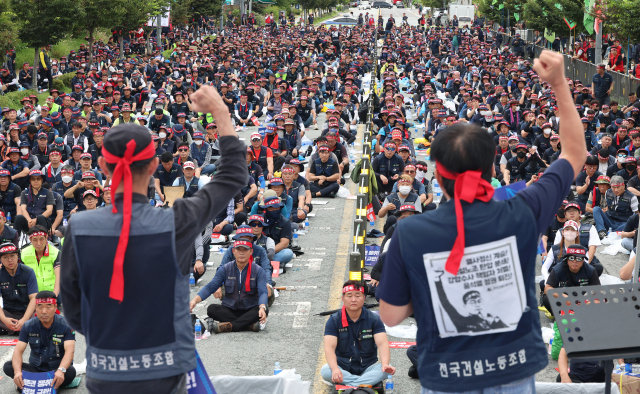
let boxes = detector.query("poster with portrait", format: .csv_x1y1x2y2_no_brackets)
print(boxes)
424,236,527,338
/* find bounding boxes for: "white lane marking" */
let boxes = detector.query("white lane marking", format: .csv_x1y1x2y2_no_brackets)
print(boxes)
269,301,311,328
306,247,327,250
293,259,323,270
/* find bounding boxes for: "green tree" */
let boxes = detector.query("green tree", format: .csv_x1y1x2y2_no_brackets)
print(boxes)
10,0,77,87
77,0,120,66
594,0,640,44
112,0,170,58
0,0,18,66
524,0,585,36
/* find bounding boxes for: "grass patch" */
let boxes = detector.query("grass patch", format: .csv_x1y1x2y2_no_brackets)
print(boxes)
0,72,74,111
314,10,339,23
14,30,111,66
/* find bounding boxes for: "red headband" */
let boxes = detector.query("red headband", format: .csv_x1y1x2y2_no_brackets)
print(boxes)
29,231,47,238
566,248,586,256
436,161,494,275
101,140,156,302
36,298,57,305
341,285,364,327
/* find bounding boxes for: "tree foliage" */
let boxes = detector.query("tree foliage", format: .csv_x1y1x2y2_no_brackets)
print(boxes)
523,0,586,35
10,0,77,86
593,0,640,44
0,0,18,65
171,0,222,27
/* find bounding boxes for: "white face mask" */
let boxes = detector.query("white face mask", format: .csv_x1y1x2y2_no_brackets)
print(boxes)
194,140,203,146
20,149,29,156
543,128,551,135
159,132,167,139
618,157,627,163
415,170,426,182
62,175,73,183
515,106,521,111
398,185,412,195
563,229,577,242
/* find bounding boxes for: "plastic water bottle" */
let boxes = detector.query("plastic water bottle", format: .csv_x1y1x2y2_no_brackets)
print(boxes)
274,362,282,375
385,375,394,393
62,217,67,226
370,220,375,227
349,148,355,164
633,365,640,375
218,247,227,255
189,273,195,291
194,319,202,340
242,123,247,131
7,212,12,222
548,338,553,354
292,229,299,247
608,227,613,237
304,217,310,233
433,179,442,204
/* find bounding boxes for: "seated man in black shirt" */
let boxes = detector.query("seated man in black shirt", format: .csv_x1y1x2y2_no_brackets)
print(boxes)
307,145,340,198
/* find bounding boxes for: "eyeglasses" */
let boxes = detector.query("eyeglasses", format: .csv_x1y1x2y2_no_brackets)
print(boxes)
404,171,415,174
385,147,395,151
249,222,263,227
178,148,189,152
568,256,584,262
251,138,261,142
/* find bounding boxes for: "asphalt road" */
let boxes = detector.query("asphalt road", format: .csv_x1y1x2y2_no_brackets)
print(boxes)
0,6,631,393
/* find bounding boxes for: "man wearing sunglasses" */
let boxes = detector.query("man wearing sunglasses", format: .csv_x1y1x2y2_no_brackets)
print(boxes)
542,244,604,384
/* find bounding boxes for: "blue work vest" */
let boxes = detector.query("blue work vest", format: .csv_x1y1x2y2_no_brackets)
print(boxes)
177,176,199,198
313,158,336,178
220,261,261,310
24,314,72,370
0,182,18,216
52,181,78,215
605,189,634,222
70,202,195,381
552,260,596,288
393,196,548,391
328,307,379,376
189,142,209,167
387,192,419,215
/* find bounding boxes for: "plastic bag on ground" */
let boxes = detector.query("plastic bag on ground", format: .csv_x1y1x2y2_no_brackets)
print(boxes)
384,323,417,339
541,327,554,344
601,232,621,244
337,186,350,198
210,369,310,394
598,274,625,285
599,239,630,256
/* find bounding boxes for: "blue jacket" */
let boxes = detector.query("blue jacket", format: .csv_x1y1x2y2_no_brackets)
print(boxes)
199,260,268,309
219,243,274,285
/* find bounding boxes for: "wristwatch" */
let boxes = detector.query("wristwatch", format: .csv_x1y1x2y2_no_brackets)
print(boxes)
259,305,267,310
58,367,66,373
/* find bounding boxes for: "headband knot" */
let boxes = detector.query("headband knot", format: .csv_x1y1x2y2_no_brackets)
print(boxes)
101,139,156,302
435,161,495,275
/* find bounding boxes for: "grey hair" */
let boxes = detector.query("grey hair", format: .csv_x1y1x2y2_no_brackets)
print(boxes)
611,175,625,186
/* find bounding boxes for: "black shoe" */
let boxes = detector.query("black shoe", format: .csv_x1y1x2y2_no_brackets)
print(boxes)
268,286,275,307
247,321,260,332
598,230,607,240
408,365,419,379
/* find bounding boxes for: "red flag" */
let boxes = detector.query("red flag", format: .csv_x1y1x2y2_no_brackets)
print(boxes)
366,203,376,222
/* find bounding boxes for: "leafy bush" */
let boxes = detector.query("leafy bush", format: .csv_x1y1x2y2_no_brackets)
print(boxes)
0,89,38,110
